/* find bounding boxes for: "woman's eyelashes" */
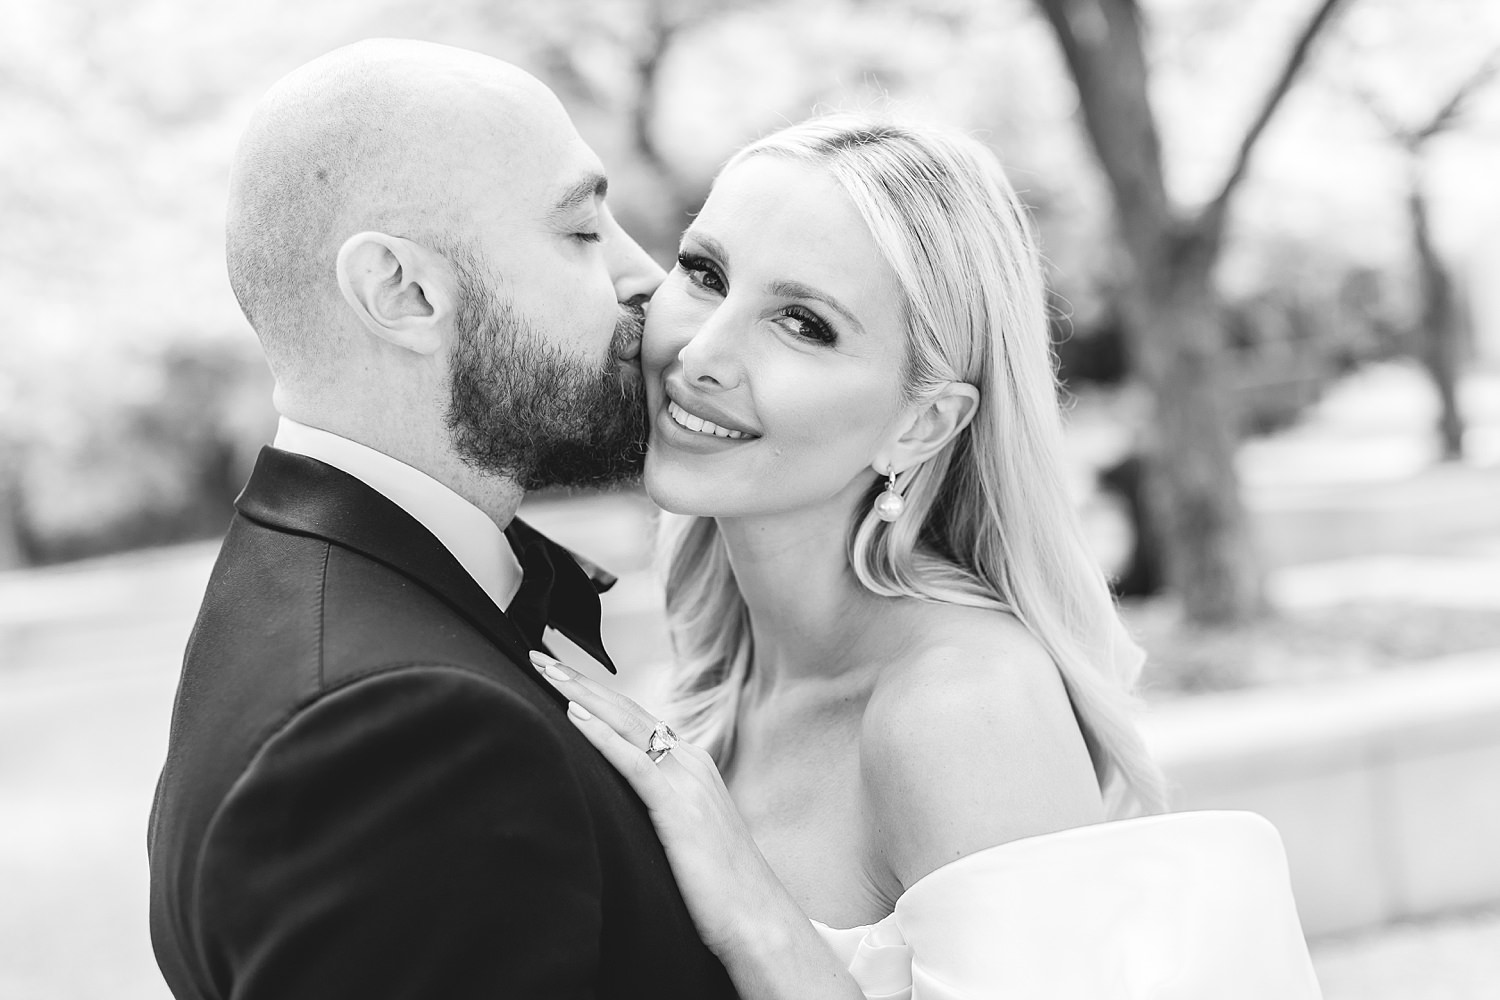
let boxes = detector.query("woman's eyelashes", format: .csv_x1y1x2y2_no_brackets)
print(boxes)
572,230,602,244
675,250,838,347
776,304,836,345
677,251,725,293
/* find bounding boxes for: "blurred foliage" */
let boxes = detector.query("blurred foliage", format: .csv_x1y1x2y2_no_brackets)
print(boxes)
0,0,1495,568
12,339,274,565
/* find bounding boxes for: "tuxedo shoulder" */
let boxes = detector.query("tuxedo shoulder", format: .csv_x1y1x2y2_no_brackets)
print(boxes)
277,663,563,750
189,521,548,767
196,668,598,928
219,665,587,837
316,542,511,684
201,663,563,811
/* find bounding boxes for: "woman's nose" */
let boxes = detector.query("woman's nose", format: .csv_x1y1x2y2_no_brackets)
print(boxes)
677,307,743,392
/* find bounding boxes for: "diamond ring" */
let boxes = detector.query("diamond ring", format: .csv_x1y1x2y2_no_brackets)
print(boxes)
646,720,680,762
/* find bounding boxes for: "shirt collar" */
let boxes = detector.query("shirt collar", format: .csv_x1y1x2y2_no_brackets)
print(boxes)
271,417,522,612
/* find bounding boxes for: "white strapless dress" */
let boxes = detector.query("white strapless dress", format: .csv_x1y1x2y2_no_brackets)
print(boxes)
811,811,1322,999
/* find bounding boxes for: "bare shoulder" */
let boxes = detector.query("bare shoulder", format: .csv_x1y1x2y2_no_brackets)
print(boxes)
860,602,1104,890
864,602,1076,742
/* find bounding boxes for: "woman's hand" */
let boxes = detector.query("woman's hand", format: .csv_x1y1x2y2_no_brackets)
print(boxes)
529,650,795,959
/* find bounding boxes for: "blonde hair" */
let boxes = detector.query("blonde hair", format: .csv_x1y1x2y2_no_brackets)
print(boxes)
658,115,1165,815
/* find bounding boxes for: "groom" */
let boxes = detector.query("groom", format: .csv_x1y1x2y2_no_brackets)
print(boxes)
148,40,734,998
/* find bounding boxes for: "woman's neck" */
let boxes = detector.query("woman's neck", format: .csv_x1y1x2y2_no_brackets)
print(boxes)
715,500,885,698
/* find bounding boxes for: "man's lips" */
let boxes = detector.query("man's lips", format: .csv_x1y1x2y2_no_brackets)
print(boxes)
616,331,642,362
613,303,645,362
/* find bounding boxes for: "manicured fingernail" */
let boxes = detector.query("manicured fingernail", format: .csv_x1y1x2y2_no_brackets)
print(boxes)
529,650,558,668
542,663,570,682
568,701,592,721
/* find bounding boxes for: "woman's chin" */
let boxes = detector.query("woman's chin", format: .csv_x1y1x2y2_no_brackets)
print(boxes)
643,474,702,516
643,460,728,517
642,460,688,514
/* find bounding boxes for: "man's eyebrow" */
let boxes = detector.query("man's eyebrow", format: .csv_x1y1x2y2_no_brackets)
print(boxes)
767,279,866,335
549,172,608,221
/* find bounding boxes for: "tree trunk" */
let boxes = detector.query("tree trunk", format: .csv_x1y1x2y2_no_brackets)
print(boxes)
1120,242,1262,623
0,446,25,570
1035,0,1345,624
1036,0,1256,623
1409,178,1465,460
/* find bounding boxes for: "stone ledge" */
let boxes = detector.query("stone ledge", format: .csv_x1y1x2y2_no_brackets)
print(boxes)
1248,464,1500,569
1142,650,1500,937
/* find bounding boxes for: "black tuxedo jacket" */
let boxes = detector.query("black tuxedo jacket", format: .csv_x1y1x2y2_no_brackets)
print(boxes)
148,447,735,999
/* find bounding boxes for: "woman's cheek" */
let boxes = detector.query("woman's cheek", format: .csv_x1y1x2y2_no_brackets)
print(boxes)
642,283,696,373
777,372,895,463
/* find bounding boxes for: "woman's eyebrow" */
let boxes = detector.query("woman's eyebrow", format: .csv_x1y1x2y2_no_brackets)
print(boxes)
683,230,730,266
766,279,865,335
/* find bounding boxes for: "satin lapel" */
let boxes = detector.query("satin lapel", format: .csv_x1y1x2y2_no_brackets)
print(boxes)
234,447,551,693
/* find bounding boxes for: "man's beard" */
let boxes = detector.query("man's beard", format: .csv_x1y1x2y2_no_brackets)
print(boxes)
445,256,648,491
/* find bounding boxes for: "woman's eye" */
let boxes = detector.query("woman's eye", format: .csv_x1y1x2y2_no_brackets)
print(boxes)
573,231,602,244
779,305,836,346
677,252,726,294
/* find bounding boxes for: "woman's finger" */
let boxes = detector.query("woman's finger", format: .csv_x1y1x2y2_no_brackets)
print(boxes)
530,650,658,748
563,701,673,806
649,737,712,781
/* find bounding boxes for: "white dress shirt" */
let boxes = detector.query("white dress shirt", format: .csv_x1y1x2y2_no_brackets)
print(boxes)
272,417,523,612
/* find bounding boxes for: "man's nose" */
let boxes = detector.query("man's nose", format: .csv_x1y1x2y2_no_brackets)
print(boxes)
607,218,667,303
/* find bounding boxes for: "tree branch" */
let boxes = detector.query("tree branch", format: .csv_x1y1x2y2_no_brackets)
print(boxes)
1351,47,1500,158
1413,49,1500,142
1196,0,1351,242
1351,84,1415,147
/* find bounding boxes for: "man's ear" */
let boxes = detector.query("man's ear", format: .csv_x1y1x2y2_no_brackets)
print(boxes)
877,382,980,474
335,232,454,355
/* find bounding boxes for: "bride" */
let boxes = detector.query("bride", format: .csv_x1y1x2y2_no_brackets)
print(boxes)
533,114,1321,998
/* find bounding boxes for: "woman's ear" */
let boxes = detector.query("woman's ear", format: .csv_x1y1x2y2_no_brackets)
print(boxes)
878,382,980,473
335,232,455,355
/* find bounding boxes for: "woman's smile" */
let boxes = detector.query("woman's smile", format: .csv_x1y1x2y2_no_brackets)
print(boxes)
667,400,751,440
652,378,763,454
653,398,760,455
661,379,760,439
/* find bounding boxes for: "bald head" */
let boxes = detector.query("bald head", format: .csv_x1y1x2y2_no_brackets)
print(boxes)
226,39,576,381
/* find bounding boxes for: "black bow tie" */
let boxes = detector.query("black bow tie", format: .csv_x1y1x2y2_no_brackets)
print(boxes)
503,518,618,674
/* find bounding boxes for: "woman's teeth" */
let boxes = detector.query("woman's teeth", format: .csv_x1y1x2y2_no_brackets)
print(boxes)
668,400,748,440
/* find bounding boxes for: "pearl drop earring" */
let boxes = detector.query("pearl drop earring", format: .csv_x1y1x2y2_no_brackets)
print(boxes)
874,465,905,522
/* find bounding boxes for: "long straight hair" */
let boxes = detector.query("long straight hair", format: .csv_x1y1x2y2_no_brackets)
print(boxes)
658,115,1165,815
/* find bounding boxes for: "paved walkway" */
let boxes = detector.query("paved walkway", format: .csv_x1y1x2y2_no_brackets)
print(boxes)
1313,908,1500,1000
